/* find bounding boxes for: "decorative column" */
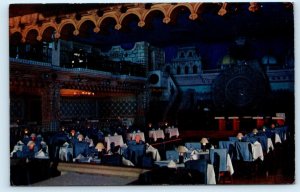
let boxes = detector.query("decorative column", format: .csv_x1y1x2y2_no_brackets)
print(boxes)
135,90,148,128
228,116,240,131
253,116,264,128
41,82,61,132
214,116,226,131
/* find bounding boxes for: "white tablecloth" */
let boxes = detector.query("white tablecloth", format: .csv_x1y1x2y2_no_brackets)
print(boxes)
165,128,179,138
149,130,165,141
275,133,282,143
251,141,264,161
146,145,161,161
105,135,124,151
126,132,145,141
226,154,234,175
267,138,274,153
207,164,216,184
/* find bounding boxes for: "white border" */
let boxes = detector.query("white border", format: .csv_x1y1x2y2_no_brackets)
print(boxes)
1,1,298,192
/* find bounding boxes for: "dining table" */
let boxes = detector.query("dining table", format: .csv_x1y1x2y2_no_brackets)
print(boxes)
149,129,165,142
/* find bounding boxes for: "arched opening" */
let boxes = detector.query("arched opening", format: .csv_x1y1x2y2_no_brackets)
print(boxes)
60,23,76,40
144,10,165,30
185,66,189,74
177,66,181,74
193,65,198,74
120,13,140,33
169,5,191,25
99,17,117,36
24,30,43,61
78,20,96,39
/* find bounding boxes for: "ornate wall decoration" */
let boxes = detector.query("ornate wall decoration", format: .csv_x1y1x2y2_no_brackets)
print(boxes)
60,97,97,119
212,64,268,110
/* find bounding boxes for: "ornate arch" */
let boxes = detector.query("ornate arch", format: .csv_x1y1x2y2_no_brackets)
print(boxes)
167,3,194,22
41,25,56,42
22,26,39,42
193,2,206,15
57,19,77,36
142,7,167,25
119,11,142,26
77,16,97,32
40,23,58,40
97,13,120,31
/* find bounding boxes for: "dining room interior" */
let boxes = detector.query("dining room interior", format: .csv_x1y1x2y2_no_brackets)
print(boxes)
8,2,295,186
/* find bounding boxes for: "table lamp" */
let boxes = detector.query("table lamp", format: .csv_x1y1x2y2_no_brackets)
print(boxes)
200,137,209,151
95,142,105,158
177,145,188,163
252,128,258,135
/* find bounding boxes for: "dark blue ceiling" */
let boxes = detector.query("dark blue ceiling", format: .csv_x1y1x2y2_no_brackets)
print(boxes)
68,2,294,69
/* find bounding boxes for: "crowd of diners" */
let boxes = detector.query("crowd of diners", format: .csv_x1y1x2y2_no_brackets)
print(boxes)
10,120,289,185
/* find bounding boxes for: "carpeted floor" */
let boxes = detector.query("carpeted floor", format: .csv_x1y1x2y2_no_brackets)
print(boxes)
33,172,138,186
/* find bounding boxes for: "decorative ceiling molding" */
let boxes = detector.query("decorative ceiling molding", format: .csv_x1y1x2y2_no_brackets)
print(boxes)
10,2,263,43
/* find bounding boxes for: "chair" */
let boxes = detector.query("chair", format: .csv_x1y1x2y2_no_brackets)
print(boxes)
184,142,201,151
165,150,179,162
73,142,89,157
254,135,268,152
275,126,287,141
218,141,235,159
184,159,208,184
209,148,232,183
234,141,253,161
127,144,146,166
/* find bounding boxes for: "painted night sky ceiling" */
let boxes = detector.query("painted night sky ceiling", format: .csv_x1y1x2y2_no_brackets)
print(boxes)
72,3,294,68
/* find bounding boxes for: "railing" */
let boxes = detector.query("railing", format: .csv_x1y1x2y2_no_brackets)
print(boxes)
10,58,52,67
10,57,147,81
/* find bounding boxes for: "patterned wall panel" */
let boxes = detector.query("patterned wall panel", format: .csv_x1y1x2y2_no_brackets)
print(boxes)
61,97,97,119
98,97,137,118
10,96,25,122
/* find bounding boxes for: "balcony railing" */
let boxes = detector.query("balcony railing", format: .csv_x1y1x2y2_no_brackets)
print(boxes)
10,57,52,67
10,57,146,81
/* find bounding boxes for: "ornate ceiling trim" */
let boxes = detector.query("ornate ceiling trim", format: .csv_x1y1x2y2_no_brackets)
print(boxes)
9,2,264,43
